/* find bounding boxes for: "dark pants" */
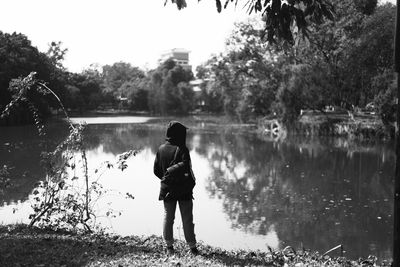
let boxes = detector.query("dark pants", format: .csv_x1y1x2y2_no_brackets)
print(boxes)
163,199,196,248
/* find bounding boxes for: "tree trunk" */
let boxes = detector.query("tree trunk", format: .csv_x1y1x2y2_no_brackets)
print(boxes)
393,1,400,266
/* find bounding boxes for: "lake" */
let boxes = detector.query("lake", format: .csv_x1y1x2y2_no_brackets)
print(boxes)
0,116,395,261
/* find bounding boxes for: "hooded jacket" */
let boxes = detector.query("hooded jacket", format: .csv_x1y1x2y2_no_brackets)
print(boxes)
153,121,193,201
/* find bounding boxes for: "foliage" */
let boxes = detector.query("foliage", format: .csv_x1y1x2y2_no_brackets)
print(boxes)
0,225,392,266
195,65,225,113
344,3,395,107
276,64,332,122
197,1,396,126
197,21,282,121
0,72,49,133
148,59,195,115
0,1,396,125
66,72,104,110
29,140,138,232
373,70,397,126
118,77,150,111
0,32,59,123
0,31,152,119
0,73,138,232
0,165,12,196
168,0,335,44
46,41,68,70
102,62,145,96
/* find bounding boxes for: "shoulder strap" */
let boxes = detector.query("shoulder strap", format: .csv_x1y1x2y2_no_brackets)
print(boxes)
170,146,180,167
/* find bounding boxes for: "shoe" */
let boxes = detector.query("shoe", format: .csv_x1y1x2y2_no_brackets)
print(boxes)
166,246,175,255
190,247,199,255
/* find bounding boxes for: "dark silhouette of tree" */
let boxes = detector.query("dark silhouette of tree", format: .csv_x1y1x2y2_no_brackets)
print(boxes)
147,59,194,115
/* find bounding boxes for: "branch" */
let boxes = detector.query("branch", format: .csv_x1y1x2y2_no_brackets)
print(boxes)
38,82,75,130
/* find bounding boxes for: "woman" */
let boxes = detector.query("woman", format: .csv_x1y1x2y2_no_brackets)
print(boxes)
153,121,198,255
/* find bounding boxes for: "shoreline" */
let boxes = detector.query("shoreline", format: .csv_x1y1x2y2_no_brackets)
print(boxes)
0,224,391,266
63,111,395,140
3,110,395,141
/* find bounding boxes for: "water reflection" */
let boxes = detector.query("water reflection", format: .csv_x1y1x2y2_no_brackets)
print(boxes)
0,121,394,261
195,133,394,260
0,122,68,205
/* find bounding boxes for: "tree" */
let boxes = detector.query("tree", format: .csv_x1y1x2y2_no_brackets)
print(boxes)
0,32,63,124
355,4,396,104
147,59,194,115
118,77,150,111
394,1,400,265
195,63,224,113
276,64,332,122
201,55,241,118
46,41,68,70
373,70,397,126
102,62,145,96
169,0,334,44
66,72,103,110
197,21,284,121
170,0,400,264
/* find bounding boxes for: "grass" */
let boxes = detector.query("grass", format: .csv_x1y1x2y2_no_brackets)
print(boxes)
0,224,392,266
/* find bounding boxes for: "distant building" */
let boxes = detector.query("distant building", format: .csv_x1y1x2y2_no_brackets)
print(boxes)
159,48,192,71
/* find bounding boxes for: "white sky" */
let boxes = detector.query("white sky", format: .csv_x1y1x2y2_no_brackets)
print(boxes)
0,0,396,73
0,0,253,73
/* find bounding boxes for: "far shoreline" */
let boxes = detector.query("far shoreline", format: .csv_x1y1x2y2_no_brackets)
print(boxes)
60,109,396,141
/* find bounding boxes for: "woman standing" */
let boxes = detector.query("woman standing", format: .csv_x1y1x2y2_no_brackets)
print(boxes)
153,121,198,255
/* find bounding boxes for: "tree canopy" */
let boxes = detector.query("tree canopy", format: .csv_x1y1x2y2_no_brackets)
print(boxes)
195,1,395,123
168,0,335,43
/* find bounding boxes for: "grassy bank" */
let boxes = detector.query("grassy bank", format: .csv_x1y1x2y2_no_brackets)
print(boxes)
0,224,391,266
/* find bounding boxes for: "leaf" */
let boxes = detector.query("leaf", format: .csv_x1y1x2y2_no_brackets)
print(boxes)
126,192,135,200
58,181,65,189
175,0,187,9
119,162,128,171
216,0,222,12
255,0,262,12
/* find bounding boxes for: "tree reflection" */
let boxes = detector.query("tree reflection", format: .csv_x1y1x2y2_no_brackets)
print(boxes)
195,132,394,260
83,124,164,155
0,122,69,204
0,123,166,205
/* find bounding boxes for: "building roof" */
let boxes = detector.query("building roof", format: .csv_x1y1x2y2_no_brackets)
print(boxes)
169,48,191,53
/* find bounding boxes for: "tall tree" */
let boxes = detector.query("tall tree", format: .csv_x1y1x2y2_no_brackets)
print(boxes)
118,77,150,111
393,1,400,265
148,59,194,115
102,62,145,95
0,32,62,124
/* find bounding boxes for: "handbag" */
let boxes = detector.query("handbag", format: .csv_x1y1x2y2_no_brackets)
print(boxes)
160,147,196,200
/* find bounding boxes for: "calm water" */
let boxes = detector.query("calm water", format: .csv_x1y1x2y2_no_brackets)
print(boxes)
0,117,395,261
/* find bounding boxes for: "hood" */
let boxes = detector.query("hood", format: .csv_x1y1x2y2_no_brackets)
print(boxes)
166,121,188,146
